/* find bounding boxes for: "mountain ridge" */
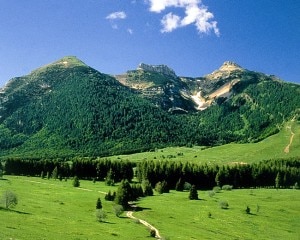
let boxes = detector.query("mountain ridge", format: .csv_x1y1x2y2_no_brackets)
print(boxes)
1,56,299,158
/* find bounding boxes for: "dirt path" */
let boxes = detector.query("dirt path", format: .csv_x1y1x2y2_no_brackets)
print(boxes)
284,118,296,153
126,211,161,239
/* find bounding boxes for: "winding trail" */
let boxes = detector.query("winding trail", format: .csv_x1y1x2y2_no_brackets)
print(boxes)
284,117,296,153
126,210,161,239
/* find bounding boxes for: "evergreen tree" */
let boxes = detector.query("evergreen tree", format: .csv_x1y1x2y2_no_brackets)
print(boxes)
189,185,198,200
52,166,58,180
142,180,153,196
73,176,80,187
114,179,133,208
105,168,115,186
96,197,102,209
275,172,281,189
175,178,184,191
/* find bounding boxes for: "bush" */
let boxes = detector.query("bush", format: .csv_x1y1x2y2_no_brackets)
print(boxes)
72,176,80,187
188,185,198,200
219,200,229,209
213,186,221,193
245,206,251,214
150,229,156,238
222,185,233,191
155,181,169,194
183,182,192,191
2,190,18,209
95,209,107,222
113,205,124,217
208,191,215,198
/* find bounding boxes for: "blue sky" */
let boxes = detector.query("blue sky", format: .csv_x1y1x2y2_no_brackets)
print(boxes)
0,0,299,87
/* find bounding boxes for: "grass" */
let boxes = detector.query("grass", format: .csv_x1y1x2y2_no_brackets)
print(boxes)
134,189,300,240
106,120,300,165
1,176,299,240
0,176,149,240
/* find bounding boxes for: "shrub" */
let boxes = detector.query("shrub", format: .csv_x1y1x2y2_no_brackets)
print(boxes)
113,205,124,217
213,186,221,193
208,191,215,198
183,182,192,191
95,209,107,222
150,229,156,238
219,200,229,209
245,206,251,214
155,181,169,194
72,176,80,187
188,185,198,200
222,185,233,191
2,190,18,209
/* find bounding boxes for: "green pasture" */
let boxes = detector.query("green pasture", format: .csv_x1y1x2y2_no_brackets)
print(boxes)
1,176,299,240
107,120,300,164
0,176,148,240
135,188,300,239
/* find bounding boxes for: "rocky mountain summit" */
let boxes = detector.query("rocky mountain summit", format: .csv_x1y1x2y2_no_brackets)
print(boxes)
137,63,177,78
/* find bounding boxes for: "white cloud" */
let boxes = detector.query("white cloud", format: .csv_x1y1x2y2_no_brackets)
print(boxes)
161,13,181,33
147,0,219,35
127,28,134,34
106,11,127,20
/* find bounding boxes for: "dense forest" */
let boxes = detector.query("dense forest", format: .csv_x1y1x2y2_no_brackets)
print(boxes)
2,157,299,190
0,56,300,158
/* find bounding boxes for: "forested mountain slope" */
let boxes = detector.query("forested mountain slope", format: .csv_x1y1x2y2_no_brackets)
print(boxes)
0,56,299,158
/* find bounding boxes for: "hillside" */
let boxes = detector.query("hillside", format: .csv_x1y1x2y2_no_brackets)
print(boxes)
0,56,300,158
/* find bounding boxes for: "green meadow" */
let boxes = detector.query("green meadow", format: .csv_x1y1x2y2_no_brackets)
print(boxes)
107,120,300,164
1,176,299,240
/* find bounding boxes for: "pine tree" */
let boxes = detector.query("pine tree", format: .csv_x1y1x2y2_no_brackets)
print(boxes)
275,172,281,189
96,197,102,209
189,185,198,200
114,179,133,208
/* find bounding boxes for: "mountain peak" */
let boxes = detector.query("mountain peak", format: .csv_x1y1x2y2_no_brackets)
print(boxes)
137,63,177,78
219,61,243,71
31,56,87,75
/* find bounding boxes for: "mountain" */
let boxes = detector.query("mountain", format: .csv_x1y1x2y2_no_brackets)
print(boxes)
1,56,300,158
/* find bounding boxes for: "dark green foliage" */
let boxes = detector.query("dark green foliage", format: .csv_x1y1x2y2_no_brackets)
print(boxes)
96,197,102,209
150,229,156,238
175,178,184,191
114,180,133,208
275,172,282,189
72,176,80,187
246,206,251,214
189,185,198,200
142,180,153,196
104,190,116,201
113,205,124,217
51,166,58,180
105,168,115,186
1,57,300,158
155,181,169,194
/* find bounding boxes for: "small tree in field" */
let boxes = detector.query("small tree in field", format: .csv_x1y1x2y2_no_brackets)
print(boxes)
2,190,18,209
188,185,198,200
245,206,251,214
96,197,102,209
0,169,3,179
73,176,80,187
113,204,124,217
95,209,107,222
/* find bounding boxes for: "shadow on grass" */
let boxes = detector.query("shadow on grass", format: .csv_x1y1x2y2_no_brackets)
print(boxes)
0,207,31,215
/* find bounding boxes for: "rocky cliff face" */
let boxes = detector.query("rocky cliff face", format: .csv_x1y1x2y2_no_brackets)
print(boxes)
116,61,277,113
137,63,177,78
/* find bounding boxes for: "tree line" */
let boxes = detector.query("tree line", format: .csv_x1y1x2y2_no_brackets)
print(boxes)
2,157,299,189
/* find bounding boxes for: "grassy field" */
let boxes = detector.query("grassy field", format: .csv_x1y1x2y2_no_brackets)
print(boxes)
107,120,300,165
1,176,299,240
